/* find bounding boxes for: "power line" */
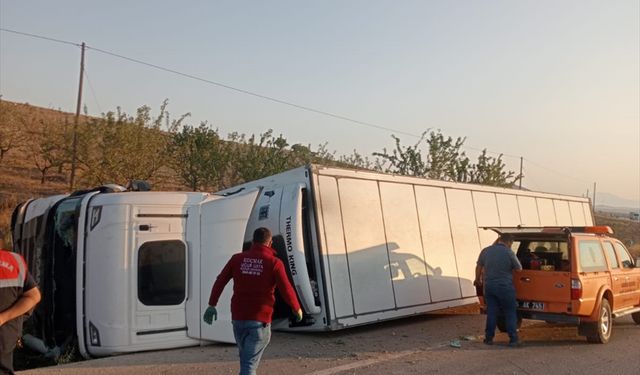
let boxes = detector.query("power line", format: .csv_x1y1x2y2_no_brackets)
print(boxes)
0,27,80,47
523,157,591,183
459,143,521,160
83,69,102,114
0,27,569,179
85,45,422,139
0,27,526,155
0,28,420,138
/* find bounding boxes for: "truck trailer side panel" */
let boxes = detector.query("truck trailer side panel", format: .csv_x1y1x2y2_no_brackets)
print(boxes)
416,186,461,303
311,166,593,329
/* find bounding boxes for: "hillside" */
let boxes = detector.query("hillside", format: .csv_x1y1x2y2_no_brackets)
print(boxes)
594,214,640,256
0,102,72,234
1,101,638,256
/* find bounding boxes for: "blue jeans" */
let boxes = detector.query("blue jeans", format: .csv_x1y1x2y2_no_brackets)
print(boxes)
484,283,519,342
232,320,271,375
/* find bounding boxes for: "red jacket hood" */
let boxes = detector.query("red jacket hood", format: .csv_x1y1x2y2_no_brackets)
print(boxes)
249,243,277,256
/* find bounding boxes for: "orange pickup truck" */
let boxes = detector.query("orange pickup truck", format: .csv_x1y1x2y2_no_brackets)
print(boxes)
479,226,640,343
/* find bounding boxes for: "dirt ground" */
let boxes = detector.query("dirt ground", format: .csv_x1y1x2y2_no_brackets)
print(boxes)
13,305,577,374
16,305,485,374
15,304,640,375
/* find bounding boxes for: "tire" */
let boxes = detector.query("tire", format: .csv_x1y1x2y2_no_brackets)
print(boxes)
586,299,612,344
497,315,523,333
632,311,640,325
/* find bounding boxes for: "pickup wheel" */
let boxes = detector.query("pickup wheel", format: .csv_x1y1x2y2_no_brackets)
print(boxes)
585,299,612,344
496,315,523,333
632,311,640,325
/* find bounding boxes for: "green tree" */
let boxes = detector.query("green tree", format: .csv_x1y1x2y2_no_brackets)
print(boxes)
78,102,174,185
425,131,469,181
466,149,521,187
373,133,429,176
373,130,519,187
223,130,346,186
0,100,28,164
29,119,67,184
374,130,468,179
169,122,228,191
338,149,382,171
225,130,293,185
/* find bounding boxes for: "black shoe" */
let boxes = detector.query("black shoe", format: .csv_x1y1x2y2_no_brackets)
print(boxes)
483,338,493,345
508,340,523,348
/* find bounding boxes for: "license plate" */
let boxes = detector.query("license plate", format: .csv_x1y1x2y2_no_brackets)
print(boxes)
518,300,545,310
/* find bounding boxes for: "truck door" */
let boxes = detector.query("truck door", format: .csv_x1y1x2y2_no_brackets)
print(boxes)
612,241,640,308
279,183,321,315
185,189,260,343
602,241,625,310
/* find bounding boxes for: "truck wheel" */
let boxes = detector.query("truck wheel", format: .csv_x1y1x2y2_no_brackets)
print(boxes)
586,299,612,344
496,315,523,333
632,311,640,325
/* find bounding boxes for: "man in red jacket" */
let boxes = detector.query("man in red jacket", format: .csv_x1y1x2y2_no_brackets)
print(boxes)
204,227,302,375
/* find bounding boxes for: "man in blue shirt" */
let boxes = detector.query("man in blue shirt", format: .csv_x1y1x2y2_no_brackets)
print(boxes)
474,233,522,347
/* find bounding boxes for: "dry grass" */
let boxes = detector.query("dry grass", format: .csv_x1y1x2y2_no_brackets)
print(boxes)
595,214,640,257
1,102,70,242
0,100,188,243
0,154,69,244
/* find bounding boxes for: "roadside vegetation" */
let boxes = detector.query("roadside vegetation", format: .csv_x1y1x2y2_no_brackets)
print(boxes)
1,98,636,255
1,98,522,237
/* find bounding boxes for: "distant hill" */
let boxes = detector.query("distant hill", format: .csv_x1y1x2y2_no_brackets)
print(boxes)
595,191,640,211
597,205,640,216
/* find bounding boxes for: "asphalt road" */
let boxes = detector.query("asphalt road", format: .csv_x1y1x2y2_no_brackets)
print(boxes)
17,310,640,375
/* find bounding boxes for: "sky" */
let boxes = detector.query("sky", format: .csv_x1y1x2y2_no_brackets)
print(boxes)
1,1,639,207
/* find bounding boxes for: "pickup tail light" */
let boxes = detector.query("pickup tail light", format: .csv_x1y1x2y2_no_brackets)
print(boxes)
571,279,582,300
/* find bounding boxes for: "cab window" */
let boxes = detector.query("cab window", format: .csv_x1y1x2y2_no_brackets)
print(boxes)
602,242,619,269
138,240,187,306
578,240,608,272
613,242,634,269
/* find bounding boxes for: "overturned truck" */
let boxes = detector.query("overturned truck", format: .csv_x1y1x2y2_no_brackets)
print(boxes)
11,165,593,358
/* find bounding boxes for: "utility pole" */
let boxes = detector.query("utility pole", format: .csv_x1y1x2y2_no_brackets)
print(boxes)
593,182,597,210
69,42,85,190
519,156,523,189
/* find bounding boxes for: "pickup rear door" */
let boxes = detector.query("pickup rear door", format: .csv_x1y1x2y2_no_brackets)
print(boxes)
513,270,571,313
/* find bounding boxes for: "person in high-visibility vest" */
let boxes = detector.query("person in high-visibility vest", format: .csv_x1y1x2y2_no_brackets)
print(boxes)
0,230,41,375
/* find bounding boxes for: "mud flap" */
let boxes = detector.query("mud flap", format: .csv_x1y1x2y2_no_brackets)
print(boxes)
578,322,596,337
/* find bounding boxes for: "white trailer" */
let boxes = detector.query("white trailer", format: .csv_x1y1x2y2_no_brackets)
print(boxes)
11,165,593,358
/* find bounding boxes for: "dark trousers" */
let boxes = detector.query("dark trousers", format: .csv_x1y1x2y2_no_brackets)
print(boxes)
0,350,14,375
484,283,519,343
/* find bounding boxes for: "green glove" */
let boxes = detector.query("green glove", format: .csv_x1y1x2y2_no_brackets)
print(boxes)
203,306,217,325
294,308,303,322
